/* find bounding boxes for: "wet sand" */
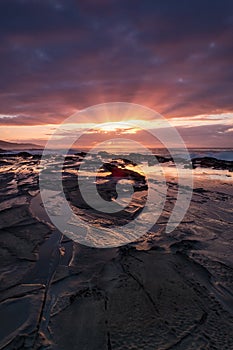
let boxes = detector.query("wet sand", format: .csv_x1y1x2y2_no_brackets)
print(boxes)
0,153,233,349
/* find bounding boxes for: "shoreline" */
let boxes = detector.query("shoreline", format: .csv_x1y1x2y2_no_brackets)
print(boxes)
0,153,232,348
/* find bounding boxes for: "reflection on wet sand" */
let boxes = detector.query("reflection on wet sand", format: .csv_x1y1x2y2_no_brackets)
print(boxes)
0,152,233,349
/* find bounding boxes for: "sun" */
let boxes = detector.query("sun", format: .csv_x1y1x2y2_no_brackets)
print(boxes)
99,123,119,132
98,122,139,134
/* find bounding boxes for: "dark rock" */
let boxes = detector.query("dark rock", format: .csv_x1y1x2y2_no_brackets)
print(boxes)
192,157,233,171
193,187,207,193
75,151,87,158
148,155,173,166
16,152,33,158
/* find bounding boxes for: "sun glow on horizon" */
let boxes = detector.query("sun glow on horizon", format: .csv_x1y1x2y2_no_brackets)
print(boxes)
98,122,127,132
95,122,140,134
0,112,232,148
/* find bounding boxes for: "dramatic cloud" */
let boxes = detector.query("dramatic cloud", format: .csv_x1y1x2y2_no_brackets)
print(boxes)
0,0,232,146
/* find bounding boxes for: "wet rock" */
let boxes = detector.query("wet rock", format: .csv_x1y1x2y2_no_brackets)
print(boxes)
193,187,208,193
148,155,173,165
74,151,87,158
192,157,233,171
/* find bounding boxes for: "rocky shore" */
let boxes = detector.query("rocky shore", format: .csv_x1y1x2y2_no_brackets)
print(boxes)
0,153,233,349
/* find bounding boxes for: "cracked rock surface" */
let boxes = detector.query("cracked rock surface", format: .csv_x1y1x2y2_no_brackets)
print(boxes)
0,154,233,349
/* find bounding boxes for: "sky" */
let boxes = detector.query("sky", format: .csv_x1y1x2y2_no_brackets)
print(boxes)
0,0,233,148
